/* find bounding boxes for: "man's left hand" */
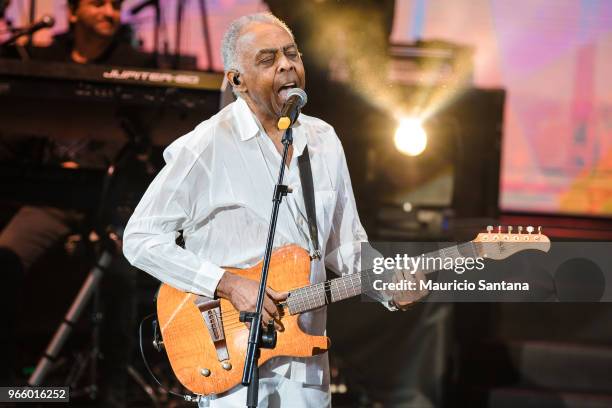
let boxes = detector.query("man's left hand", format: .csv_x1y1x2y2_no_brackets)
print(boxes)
389,268,429,310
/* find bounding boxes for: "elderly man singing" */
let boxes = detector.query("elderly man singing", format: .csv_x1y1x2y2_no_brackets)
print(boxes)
123,12,423,407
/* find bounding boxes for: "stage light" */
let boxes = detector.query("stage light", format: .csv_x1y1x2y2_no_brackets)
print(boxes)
394,117,427,156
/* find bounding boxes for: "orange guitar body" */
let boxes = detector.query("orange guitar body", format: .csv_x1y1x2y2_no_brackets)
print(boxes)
156,245,330,396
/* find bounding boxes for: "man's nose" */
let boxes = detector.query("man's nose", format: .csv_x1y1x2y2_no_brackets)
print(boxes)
277,54,295,73
101,1,116,17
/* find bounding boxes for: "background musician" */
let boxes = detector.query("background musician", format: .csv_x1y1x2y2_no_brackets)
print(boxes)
32,0,154,66
0,1,155,406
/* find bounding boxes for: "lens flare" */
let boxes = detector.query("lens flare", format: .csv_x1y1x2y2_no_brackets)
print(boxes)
394,118,427,156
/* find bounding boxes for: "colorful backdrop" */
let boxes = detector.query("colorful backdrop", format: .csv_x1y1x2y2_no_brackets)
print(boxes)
3,0,612,216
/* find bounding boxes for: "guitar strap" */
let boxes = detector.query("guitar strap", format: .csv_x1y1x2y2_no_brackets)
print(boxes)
297,146,321,260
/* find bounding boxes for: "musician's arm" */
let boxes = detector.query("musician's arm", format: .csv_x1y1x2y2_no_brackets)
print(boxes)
122,135,225,299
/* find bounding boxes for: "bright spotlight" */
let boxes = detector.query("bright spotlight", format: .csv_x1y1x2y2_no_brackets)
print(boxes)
394,118,427,156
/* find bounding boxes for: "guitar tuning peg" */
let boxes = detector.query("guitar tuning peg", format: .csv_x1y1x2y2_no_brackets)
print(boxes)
497,225,502,234
518,226,523,234
486,225,493,234
526,226,534,235
538,226,542,235
508,226,513,234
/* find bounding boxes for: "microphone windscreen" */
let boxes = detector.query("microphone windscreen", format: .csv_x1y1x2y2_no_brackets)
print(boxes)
41,15,56,28
287,88,307,108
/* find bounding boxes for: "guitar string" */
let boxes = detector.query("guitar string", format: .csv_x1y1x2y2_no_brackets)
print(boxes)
200,241,495,332
219,276,362,331
211,241,481,328
214,246,476,327
223,242,476,331
220,278,357,334
214,243,477,331
222,283,359,333
219,241,479,328
211,241,471,323
217,273,362,322
219,290,324,331
219,278,356,331
210,241,518,334
220,247,475,332
221,240,477,320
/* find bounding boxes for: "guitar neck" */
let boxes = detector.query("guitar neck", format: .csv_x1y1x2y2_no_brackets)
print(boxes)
285,241,480,315
284,271,361,315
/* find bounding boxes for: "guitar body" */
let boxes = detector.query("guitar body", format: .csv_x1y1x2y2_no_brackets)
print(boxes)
156,245,330,396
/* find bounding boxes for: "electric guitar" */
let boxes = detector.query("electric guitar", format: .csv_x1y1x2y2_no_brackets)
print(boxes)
155,226,550,395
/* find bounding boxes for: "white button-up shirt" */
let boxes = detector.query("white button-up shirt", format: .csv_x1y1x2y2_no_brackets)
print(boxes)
123,97,369,385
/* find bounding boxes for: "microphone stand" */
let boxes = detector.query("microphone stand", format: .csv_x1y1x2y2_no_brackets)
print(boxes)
197,0,214,72
240,126,293,408
173,0,185,69
128,0,160,62
27,0,35,46
0,26,32,47
0,28,30,60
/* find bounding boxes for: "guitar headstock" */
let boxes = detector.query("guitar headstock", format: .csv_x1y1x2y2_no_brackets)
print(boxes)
473,225,551,260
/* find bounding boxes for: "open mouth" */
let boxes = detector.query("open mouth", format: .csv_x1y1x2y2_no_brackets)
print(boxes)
277,82,297,101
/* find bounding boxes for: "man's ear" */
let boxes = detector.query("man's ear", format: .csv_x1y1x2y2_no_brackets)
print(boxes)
226,71,246,93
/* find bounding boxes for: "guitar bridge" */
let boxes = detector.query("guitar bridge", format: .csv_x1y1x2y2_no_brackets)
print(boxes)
194,297,229,362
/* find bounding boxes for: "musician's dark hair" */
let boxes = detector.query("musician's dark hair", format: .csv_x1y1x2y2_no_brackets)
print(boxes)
68,0,123,11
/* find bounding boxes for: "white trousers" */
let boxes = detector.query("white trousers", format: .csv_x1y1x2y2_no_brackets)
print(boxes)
207,371,330,408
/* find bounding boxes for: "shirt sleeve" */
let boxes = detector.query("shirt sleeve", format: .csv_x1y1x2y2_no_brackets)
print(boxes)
122,133,225,298
323,137,397,311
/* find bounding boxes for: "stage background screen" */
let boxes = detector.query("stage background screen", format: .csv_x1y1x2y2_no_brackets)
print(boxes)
3,0,612,216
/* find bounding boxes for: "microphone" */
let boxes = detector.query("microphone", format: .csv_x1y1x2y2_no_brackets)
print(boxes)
1,14,55,46
277,88,307,130
20,14,55,36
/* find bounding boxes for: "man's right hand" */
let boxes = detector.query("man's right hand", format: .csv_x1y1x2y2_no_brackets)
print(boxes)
215,271,287,330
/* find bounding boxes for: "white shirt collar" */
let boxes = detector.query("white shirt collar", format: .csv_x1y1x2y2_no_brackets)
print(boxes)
233,97,307,156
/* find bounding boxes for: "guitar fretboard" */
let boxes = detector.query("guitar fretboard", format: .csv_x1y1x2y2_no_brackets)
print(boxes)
285,241,480,315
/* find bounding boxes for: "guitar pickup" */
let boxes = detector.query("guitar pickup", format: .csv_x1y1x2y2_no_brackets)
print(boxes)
194,297,229,362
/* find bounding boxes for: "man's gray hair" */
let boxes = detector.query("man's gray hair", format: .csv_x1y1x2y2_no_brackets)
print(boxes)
221,13,294,72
